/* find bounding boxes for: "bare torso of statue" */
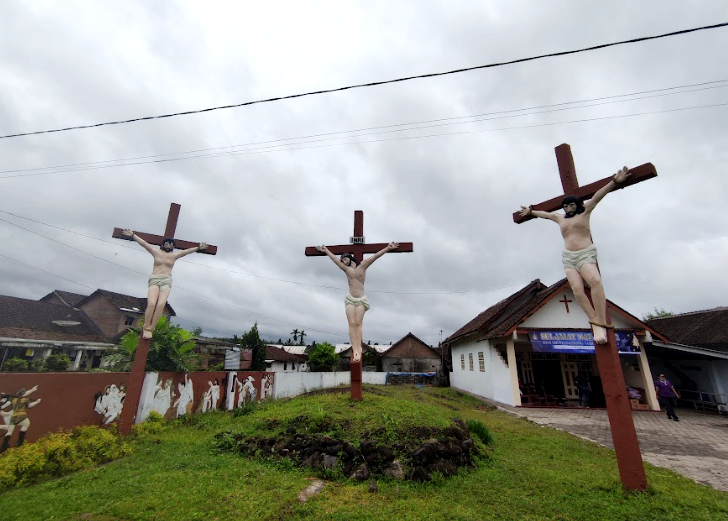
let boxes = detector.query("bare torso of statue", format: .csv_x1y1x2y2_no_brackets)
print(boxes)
149,250,179,276
520,167,631,344
122,229,207,338
344,266,366,298
558,212,594,252
317,242,399,362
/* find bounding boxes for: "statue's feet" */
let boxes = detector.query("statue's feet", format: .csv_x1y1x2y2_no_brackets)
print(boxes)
589,322,612,344
142,327,153,339
351,351,361,363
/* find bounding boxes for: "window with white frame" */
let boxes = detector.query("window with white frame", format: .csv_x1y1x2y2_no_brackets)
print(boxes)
478,352,485,372
468,353,474,371
460,354,465,370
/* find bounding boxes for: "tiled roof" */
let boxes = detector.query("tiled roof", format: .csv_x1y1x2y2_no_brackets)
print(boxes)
0,295,110,343
481,278,570,340
445,278,662,345
266,345,307,362
443,279,548,345
78,289,176,316
39,290,88,307
646,307,728,351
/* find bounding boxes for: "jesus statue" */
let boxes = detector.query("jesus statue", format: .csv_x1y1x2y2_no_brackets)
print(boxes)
519,166,631,344
316,242,399,362
122,229,207,339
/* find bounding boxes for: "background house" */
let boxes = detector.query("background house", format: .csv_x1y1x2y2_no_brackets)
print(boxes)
381,332,442,373
265,345,308,372
46,289,176,338
0,295,114,371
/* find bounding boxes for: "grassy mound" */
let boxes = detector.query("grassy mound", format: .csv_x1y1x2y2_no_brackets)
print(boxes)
214,386,494,481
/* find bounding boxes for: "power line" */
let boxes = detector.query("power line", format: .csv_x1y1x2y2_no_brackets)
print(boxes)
2,22,726,140
0,252,94,290
0,210,528,295
2,98,726,181
2,79,725,178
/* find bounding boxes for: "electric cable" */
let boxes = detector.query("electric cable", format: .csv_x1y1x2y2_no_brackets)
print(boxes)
2,78,725,176
0,211,528,295
1,100,726,180
2,22,726,140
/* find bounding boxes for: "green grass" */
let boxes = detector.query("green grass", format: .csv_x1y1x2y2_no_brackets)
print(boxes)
1,385,726,521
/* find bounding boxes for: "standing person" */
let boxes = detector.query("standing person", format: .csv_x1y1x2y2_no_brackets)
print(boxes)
122,229,208,339
519,167,631,344
316,242,399,363
655,373,681,421
575,371,592,408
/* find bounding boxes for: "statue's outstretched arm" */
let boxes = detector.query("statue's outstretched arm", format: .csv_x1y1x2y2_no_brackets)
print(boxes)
360,242,398,269
584,166,631,212
316,245,349,271
122,229,157,255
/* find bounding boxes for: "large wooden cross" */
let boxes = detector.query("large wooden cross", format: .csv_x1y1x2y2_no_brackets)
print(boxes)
113,203,217,433
305,210,413,400
514,144,656,491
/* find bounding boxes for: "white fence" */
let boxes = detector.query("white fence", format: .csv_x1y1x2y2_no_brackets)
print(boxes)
273,371,388,399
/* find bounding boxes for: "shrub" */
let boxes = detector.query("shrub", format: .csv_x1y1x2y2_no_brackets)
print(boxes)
131,412,167,438
466,419,494,446
42,353,71,372
2,357,28,372
0,425,131,490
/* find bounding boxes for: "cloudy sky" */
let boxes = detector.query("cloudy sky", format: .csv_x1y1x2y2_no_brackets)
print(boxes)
1,1,727,347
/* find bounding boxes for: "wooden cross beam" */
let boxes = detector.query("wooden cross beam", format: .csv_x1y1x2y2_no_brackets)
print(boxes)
306,210,413,400
112,203,218,255
305,210,413,263
113,202,216,433
512,146,657,223
515,143,654,491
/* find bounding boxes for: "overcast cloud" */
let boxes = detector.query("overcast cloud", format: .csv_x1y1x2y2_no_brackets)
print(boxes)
1,1,727,346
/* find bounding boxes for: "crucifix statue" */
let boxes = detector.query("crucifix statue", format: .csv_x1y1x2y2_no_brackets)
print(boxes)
306,210,413,400
513,143,656,491
113,203,217,339
519,166,631,343
112,203,217,433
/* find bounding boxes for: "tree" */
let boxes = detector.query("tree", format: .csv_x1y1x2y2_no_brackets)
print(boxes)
43,353,71,371
104,317,198,372
242,323,267,371
299,330,306,345
642,307,674,321
291,329,299,344
308,342,338,372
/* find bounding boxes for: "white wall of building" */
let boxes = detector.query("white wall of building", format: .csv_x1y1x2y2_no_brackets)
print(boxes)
266,360,307,373
520,289,634,329
272,371,388,399
449,337,514,406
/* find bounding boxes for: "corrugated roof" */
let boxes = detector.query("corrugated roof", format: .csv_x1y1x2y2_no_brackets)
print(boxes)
647,307,728,351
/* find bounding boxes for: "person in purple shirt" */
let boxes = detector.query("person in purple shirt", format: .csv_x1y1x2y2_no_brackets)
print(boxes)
655,373,681,421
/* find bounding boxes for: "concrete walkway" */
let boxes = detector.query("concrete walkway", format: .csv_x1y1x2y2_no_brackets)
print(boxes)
495,403,728,492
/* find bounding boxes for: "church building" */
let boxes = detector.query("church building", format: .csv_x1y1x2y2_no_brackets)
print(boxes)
443,279,667,410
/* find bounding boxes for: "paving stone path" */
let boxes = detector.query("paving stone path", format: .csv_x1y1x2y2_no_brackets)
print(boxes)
494,403,728,492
